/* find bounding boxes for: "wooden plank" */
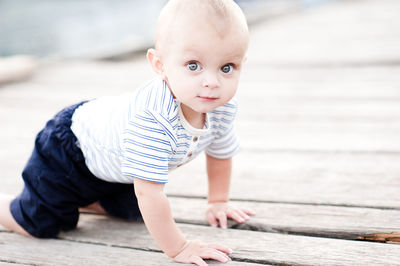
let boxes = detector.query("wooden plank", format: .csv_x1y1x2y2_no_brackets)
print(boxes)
166,151,400,209
0,262,29,266
239,67,400,96
236,68,400,152
3,197,399,245
0,232,182,266
236,121,400,152
237,80,400,123
0,60,152,96
58,214,400,265
0,229,262,266
168,197,400,243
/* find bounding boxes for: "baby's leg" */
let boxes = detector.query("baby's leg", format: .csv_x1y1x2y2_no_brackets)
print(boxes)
98,184,141,221
0,194,32,237
79,201,107,215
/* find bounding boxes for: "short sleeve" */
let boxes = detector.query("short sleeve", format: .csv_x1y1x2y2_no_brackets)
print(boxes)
206,124,240,159
206,101,240,159
121,111,172,183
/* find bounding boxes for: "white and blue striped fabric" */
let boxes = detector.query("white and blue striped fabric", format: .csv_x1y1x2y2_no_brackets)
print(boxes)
71,77,240,184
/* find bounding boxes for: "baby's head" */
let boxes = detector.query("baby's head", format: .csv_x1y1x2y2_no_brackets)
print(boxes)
147,0,249,114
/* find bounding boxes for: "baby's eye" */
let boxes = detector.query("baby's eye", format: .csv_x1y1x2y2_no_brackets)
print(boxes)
186,62,201,71
221,64,234,74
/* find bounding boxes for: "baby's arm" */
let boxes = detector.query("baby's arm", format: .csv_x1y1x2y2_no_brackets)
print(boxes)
206,154,255,229
133,178,232,265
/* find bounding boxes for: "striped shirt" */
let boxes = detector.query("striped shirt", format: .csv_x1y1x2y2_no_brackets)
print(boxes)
71,77,240,183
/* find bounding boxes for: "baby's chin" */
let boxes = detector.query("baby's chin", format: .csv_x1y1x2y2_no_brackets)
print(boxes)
192,103,224,114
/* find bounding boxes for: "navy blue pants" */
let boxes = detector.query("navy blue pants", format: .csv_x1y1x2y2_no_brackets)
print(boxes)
10,102,141,238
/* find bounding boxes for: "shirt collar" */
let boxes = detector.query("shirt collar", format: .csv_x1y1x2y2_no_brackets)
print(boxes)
176,101,210,136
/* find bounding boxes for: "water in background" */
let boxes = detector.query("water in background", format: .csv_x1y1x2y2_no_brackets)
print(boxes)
0,0,332,59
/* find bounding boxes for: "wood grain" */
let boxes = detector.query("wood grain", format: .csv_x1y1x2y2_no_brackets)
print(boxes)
166,151,400,209
168,197,400,242
0,231,261,266
58,214,400,266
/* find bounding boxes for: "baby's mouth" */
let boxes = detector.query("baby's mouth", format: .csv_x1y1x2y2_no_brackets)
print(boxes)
197,96,218,101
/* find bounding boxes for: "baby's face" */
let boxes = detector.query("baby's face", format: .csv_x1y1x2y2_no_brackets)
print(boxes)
159,22,248,114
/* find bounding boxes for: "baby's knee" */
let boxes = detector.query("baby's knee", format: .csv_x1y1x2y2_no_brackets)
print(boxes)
0,194,34,238
9,191,79,238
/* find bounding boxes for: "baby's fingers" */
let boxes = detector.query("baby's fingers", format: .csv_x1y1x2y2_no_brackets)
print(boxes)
228,210,248,223
174,252,208,266
207,243,233,255
237,209,252,221
217,211,228,229
206,211,218,228
200,249,231,264
191,256,208,266
242,208,256,216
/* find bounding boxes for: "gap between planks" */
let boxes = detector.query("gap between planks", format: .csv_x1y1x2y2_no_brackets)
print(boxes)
168,196,400,244
2,214,399,265
167,194,400,211
0,230,266,266
59,214,400,265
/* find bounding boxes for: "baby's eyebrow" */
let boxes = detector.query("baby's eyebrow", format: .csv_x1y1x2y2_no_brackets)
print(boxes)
224,52,245,60
225,56,243,64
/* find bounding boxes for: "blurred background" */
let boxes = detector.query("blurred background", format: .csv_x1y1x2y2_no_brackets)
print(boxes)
0,0,331,59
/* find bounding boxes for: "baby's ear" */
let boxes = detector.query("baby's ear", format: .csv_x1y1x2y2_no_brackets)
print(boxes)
147,48,164,76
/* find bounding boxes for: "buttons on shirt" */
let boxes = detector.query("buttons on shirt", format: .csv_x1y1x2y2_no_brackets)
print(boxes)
187,136,199,159
179,136,197,161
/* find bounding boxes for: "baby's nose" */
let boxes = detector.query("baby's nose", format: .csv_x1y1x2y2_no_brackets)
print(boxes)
202,72,220,89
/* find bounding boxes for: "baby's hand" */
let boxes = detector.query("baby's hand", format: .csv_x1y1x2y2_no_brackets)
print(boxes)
206,202,255,229
173,240,232,266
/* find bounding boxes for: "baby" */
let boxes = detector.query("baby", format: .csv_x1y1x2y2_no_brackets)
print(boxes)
0,0,254,265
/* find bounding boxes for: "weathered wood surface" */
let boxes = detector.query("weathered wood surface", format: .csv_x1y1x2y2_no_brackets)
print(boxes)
0,230,260,266
5,149,400,209
54,215,400,265
0,231,184,266
0,233,263,266
168,197,400,241
0,262,27,266
1,0,400,265
166,151,400,209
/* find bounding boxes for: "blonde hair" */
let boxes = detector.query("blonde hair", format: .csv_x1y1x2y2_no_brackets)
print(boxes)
154,0,248,51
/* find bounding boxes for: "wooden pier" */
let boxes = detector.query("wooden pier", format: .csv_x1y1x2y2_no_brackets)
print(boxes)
1,0,399,265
